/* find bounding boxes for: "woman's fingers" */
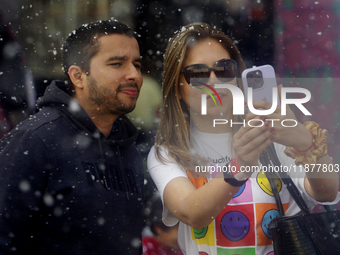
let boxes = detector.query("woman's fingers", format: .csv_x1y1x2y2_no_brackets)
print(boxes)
234,116,271,144
234,131,274,166
235,123,273,153
233,117,275,165
244,100,281,122
240,127,274,155
234,114,266,139
246,100,276,111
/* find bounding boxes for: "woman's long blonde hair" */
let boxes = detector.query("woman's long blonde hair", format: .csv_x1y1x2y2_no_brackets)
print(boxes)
155,22,246,171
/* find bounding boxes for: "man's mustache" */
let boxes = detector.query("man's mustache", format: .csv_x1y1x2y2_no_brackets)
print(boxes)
117,83,140,93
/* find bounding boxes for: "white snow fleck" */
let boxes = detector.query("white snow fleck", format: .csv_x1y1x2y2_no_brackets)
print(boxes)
97,217,105,226
43,194,54,207
69,100,81,113
131,238,141,248
53,207,63,217
56,194,64,200
19,180,31,193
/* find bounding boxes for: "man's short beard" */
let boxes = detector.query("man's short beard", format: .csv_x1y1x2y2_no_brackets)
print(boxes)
87,76,138,115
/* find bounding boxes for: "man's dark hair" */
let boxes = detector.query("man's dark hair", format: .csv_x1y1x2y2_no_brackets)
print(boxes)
62,19,135,94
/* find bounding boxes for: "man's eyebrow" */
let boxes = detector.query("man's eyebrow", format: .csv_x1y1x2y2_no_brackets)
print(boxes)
107,55,128,61
134,57,142,63
106,56,142,63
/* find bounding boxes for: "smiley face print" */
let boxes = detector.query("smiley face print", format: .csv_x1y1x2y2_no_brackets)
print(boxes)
256,171,282,196
220,211,250,241
194,226,208,239
261,209,280,239
233,183,245,198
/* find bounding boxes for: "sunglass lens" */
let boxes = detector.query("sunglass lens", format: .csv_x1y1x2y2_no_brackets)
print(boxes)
184,65,210,83
183,60,237,83
215,60,236,81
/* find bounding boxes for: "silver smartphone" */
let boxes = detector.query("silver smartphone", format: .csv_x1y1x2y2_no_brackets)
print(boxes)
242,65,280,105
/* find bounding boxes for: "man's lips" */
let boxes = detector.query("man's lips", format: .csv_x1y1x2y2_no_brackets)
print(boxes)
119,88,138,97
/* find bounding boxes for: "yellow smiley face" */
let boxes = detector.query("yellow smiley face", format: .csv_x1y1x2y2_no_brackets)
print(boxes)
256,171,282,196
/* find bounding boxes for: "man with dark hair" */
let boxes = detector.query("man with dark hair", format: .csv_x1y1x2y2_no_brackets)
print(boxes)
0,19,144,254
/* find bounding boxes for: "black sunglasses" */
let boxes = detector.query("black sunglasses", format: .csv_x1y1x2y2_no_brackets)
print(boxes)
181,59,237,84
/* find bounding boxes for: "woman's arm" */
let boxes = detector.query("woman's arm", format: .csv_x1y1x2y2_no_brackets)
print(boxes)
304,155,339,202
160,115,274,229
250,85,339,203
163,174,239,229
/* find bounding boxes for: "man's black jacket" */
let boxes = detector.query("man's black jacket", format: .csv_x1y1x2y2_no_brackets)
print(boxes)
0,80,144,254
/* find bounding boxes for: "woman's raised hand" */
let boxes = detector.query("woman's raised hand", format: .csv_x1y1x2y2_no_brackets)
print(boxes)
233,114,274,168
247,85,313,151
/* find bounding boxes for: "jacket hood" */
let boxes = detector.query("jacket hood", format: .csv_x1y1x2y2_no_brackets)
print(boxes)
37,80,139,147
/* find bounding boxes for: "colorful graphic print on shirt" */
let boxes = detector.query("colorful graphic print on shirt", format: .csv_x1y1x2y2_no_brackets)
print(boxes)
187,170,288,255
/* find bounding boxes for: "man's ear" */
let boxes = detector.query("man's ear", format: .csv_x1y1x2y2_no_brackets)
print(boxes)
68,65,85,89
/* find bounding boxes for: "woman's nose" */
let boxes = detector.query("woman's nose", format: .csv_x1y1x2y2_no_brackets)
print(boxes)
209,70,218,79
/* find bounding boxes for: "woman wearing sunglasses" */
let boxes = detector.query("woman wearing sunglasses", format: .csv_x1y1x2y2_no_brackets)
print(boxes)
147,23,339,255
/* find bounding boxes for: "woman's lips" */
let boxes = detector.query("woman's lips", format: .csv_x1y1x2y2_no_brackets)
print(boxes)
207,93,226,101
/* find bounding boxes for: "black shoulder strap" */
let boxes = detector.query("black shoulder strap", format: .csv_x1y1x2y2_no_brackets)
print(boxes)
262,144,310,214
260,149,285,216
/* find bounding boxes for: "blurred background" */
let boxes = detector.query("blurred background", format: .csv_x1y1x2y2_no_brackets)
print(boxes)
1,0,340,236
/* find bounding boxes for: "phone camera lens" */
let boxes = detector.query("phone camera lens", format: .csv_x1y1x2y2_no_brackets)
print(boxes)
247,71,263,88
254,71,262,79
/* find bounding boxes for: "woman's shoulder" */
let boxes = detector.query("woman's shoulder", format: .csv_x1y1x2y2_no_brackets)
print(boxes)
147,145,179,169
147,145,188,199
147,145,169,164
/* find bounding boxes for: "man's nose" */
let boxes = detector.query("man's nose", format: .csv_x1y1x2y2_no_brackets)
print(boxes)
126,64,142,83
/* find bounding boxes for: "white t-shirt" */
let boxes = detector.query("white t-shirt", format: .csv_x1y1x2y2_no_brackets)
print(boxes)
147,126,340,255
